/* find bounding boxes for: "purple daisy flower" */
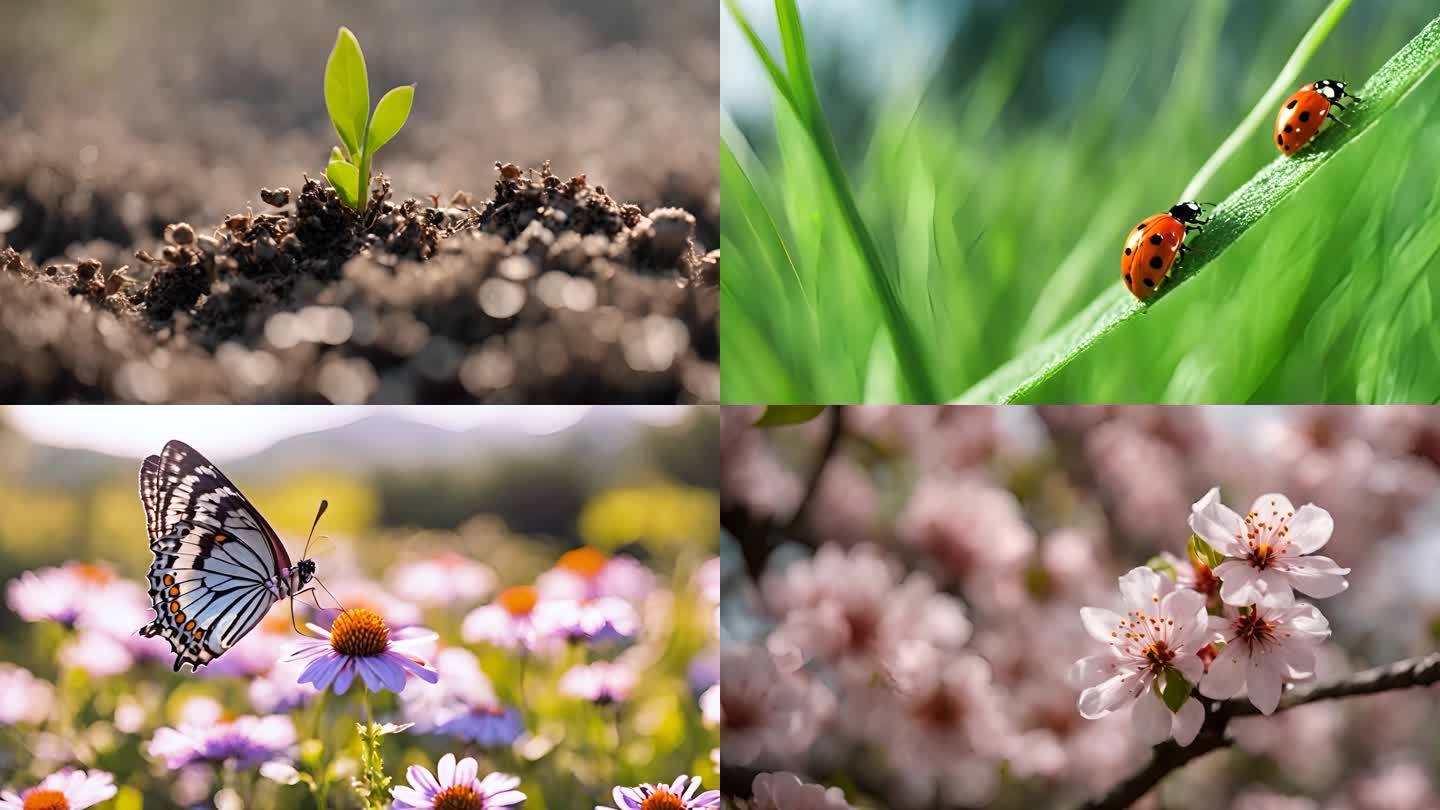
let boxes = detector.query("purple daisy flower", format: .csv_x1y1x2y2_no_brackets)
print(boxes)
389,753,525,809
598,776,719,810
533,597,638,645
0,769,116,810
146,715,296,769
401,649,524,748
560,661,637,705
436,706,525,747
283,608,439,695
5,563,121,626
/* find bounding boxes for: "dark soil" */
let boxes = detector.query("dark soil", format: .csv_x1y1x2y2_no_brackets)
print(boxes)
0,164,717,403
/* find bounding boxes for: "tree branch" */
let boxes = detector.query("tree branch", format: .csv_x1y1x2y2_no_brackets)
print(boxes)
1079,651,1440,810
725,406,845,580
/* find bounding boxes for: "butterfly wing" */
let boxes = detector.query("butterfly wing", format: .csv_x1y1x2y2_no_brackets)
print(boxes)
139,440,288,671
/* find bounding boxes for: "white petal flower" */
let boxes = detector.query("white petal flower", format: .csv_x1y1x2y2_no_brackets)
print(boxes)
1073,566,1212,747
1198,603,1331,715
1189,488,1350,608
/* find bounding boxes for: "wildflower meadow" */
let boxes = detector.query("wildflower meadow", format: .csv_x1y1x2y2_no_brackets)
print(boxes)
720,405,1440,809
0,406,719,809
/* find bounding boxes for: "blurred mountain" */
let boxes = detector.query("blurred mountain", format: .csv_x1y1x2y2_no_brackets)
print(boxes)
10,409,659,485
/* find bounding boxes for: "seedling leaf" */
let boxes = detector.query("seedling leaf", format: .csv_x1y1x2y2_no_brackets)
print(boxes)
325,27,370,162
326,160,360,208
367,85,415,154
329,146,346,164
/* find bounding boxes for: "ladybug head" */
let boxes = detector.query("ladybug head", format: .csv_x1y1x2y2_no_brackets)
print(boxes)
1168,201,1204,223
1314,79,1346,101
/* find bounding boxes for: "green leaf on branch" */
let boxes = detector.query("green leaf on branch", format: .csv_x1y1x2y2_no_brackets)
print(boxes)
754,405,827,427
1188,533,1226,570
1147,555,1179,581
1162,668,1195,713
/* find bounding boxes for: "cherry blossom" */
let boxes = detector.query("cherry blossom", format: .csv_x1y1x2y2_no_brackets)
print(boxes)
1071,567,1211,746
1189,488,1350,607
1199,603,1331,714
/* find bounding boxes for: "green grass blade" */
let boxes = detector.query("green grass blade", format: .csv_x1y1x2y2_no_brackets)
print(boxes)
725,0,939,402
325,27,369,161
1181,0,1352,201
955,11,1440,404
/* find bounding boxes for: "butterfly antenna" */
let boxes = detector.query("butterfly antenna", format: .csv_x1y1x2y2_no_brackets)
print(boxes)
302,499,329,559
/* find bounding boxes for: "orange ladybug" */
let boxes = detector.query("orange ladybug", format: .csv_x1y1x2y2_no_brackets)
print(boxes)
1275,79,1356,155
1121,201,1207,301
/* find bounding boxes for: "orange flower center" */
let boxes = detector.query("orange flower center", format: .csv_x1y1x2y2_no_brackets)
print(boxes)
22,789,69,810
328,608,390,657
639,791,687,810
557,547,609,579
432,785,483,810
71,563,113,585
497,585,539,616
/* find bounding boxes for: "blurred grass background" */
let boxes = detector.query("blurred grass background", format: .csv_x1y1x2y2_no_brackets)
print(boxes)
721,0,1440,404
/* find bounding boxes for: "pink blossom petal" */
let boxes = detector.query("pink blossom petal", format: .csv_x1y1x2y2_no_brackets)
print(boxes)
1283,504,1334,554
1118,567,1167,610
1079,607,1123,644
1189,488,1248,556
1246,649,1284,714
1249,493,1296,521
1068,655,1113,690
1078,671,1142,719
1253,569,1296,608
1281,556,1350,599
1216,562,1263,606
1281,641,1317,680
1172,697,1204,746
1173,652,1204,685
1130,690,1172,745
1198,643,1246,700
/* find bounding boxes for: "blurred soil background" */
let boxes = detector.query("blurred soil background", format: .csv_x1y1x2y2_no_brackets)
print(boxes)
0,0,718,403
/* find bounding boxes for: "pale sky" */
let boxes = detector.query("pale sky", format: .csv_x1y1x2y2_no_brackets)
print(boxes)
5,406,694,461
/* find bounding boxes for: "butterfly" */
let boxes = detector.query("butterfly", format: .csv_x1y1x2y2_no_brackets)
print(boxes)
138,440,323,672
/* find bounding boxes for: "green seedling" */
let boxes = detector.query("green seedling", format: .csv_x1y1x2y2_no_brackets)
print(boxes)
324,26,414,215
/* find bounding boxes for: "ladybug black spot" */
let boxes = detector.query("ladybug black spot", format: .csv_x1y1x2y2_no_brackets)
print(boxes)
1125,248,1132,255
1149,234,1162,245
1143,278,1155,288
1124,273,1132,284
1287,99,1298,109
1149,256,1163,270
1299,111,1310,123
1137,224,1146,231
1277,134,1285,146
1284,125,1293,133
